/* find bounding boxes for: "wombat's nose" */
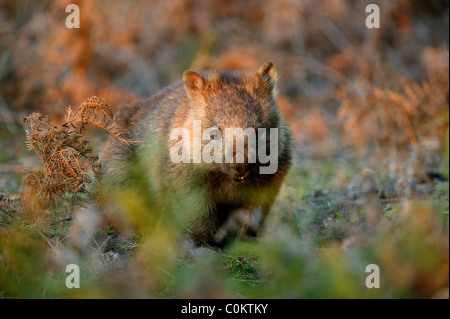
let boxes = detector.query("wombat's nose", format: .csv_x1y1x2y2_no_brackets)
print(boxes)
229,162,252,178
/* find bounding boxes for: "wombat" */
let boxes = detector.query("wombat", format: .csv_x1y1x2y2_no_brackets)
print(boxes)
100,62,293,247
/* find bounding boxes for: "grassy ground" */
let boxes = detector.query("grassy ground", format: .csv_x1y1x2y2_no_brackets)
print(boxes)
0,131,448,298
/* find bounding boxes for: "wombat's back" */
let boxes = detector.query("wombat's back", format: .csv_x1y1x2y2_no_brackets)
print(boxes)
100,81,189,186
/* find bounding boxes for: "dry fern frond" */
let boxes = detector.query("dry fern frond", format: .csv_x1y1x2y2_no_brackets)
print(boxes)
67,96,134,144
22,96,134,204
337,73,449,149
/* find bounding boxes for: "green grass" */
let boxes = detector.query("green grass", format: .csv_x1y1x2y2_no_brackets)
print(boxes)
0,156,448,298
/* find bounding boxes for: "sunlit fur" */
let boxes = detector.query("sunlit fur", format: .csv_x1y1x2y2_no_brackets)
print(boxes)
100,62,293,247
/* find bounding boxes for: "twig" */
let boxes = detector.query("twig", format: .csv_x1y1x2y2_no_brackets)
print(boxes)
51,216,73,224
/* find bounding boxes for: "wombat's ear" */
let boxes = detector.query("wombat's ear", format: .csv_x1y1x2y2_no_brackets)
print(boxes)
183,71,205,99
257,61,278,96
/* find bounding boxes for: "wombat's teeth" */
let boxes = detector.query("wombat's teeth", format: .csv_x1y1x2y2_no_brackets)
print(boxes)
233,176,246,182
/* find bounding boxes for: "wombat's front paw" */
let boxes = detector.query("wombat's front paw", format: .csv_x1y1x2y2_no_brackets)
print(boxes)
213,208,263,245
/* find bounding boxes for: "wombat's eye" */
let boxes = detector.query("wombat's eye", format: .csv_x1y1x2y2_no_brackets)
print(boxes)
211,128,221,140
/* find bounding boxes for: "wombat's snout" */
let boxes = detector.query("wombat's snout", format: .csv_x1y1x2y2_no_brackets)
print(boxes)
226,162,254,182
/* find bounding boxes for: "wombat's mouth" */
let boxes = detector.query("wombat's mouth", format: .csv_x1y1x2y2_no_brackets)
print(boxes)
232,170,251,183
233,176,246,183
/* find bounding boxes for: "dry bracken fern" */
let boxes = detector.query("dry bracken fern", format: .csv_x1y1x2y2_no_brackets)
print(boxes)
337,72,449,149
22,96,135,203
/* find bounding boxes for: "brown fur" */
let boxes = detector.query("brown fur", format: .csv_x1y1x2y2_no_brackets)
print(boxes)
100,62,293,247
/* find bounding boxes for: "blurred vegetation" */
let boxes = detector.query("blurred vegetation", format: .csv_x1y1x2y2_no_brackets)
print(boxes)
0,0,448,298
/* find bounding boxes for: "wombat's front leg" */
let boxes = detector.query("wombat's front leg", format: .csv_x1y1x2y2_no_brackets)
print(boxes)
213,207,264,246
